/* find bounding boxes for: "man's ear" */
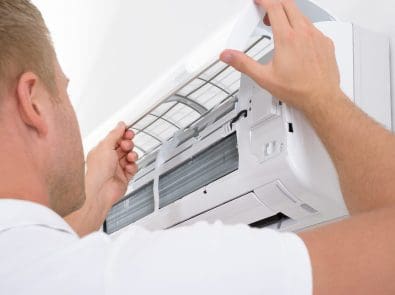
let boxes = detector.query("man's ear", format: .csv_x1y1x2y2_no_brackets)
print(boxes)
16,72,49,137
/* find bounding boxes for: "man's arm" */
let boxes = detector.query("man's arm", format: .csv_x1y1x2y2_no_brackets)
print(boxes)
303,90,395,213
298,90,395,294
65,122,138,236
222,0,395,213
221,0,395,293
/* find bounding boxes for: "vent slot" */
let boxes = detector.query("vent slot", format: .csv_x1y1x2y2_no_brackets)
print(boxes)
249,213,290,229
288,123,294,133
104,181,154,234
159,133,239,208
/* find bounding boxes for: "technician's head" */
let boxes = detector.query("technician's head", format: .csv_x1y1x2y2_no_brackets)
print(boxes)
0,0,85,216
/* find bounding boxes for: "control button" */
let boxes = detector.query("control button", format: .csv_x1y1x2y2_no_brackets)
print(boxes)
264,141,276,156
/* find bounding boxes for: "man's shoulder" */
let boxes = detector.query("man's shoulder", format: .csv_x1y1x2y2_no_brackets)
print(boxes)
0,225,110,294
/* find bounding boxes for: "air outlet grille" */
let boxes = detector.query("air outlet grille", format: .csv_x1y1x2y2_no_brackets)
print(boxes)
104,181,154,234
159,132,239,208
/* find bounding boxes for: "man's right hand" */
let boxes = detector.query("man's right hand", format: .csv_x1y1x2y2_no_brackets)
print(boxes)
221,1,395,294
220,0,343,112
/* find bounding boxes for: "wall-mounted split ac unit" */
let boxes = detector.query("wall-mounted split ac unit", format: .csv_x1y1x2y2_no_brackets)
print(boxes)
83,0,392,236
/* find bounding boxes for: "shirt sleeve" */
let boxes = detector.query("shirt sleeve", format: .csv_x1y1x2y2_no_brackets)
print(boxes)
105,222,312,295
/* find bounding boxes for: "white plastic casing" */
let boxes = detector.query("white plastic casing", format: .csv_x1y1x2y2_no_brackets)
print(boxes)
89,1,391,236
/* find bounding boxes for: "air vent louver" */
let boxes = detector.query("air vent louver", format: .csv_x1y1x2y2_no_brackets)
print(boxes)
104,181,154,234
159,132,239,208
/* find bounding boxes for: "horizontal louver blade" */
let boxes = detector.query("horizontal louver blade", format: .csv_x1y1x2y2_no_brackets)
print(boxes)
159,133,239,208
104,181,154,234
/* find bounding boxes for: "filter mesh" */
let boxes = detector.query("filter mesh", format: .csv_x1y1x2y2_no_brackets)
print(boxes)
104,181,154,234
131,35,272,159
159,133,239,208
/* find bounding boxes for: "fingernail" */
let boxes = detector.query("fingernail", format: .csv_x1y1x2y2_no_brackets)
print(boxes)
220,51,233,64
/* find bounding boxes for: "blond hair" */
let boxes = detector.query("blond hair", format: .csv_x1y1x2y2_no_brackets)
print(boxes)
0,0,56,95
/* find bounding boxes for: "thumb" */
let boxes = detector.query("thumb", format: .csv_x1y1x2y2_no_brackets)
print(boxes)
220,49,271,89
103,122,126,149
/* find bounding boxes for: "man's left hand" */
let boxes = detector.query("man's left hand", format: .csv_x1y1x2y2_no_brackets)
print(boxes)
66,122,138,236
86,122,138,210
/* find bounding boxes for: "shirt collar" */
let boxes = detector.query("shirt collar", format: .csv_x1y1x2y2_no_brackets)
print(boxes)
0,199,77,236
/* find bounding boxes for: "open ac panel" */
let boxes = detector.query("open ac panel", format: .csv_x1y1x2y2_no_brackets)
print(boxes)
91,1,392,235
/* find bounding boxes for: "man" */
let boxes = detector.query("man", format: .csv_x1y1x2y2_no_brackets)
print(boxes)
0,0,394,294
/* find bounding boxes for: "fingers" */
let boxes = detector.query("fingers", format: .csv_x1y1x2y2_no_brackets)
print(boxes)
117,139,134,155
125,163,138,180
117,128,135,147
122,129,134,140
281,0,310,28
127,151,139,162
119,130,135,148
101,122,135,160
120,151,139,169
118,149,139,182
112,124,138,180
256,0,311,34
121,153,138,181
102,122,127,149
220,50,272,90
255,0,292,40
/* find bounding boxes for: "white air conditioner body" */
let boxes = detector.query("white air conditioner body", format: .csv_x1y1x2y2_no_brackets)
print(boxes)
83,1,392,235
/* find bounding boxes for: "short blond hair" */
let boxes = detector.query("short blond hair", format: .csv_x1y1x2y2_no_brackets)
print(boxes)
0,0,56,95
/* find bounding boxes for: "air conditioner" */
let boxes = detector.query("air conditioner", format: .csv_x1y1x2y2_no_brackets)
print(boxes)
83,0,392,235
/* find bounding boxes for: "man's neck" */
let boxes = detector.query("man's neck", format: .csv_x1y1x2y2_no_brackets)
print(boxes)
0,129,50,207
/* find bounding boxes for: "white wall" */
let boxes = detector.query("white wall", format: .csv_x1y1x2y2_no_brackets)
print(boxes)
32,0,119,109
33,0,395,138
315,0,395,130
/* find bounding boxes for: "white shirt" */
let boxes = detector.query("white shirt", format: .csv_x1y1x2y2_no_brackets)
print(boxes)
0,199,312,295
